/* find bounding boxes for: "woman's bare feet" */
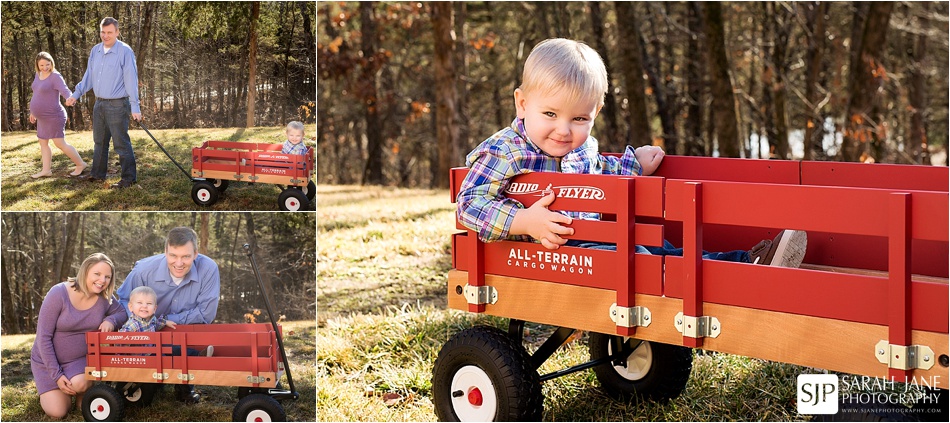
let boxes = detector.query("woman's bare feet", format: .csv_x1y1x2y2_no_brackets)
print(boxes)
31,170,53,179
69,163,87,177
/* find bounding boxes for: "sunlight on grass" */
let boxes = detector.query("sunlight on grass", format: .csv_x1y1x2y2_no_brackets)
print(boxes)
1,126,314,211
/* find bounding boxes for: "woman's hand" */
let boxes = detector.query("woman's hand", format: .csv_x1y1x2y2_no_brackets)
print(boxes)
56,375,77,395
29,113,36,124
98,321,114,332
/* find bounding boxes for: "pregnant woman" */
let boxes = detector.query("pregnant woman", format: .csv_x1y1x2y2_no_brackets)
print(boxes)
28,51,87,178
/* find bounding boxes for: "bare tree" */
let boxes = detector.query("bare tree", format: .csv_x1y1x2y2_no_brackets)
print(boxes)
432,2,460,188
246,1,261,128
614,2,653,149
703,2,741,157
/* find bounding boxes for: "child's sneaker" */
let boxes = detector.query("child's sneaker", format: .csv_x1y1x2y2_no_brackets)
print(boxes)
749,230,807,268
201,345,214,357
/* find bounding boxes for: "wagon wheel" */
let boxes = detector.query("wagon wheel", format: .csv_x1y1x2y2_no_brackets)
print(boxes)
588,333,692,402
82,384,126,422
232,393,286,422
192,180,219,207
292,180,316,201
210,178,230,193
119,382,158,407
432,325,543,422
278,187,309,211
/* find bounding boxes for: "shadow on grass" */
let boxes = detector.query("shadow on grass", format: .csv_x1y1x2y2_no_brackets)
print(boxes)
319,206,455,233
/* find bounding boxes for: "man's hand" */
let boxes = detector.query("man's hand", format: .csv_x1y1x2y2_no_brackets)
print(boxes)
510,187,574,250
131,113,142,122
98,321,114,332
64,97,76,107
57,376,77,396
634,145,665,176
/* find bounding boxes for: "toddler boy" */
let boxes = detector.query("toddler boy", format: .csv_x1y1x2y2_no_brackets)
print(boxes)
456,38,806,267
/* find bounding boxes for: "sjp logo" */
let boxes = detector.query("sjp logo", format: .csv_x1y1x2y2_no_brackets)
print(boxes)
797,374,839,414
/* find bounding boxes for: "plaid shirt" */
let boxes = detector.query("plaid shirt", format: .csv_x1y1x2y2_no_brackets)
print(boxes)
457,118,642,242
119,314,169,332
282,140,309,156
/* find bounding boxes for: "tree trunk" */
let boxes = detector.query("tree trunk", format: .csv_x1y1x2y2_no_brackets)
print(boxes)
588,1,620,151
771,4,792,159
703,2,741,157
360,1,384,185
906,3,929,165
136,2,155,113
243,213,277,316
57,213,81,282
802,1,830,161
199,213,210,256
246,1,261,128
841,2,893,162
615,2,653,149
432,2,459,188
684,2,706,156
642,5,676,150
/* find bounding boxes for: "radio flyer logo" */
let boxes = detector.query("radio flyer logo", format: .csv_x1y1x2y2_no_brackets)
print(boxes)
505,183,605,201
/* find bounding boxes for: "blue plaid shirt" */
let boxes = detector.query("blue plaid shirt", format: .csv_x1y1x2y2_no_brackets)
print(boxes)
457,118,643,242
119,314,169,332
282,140,309,156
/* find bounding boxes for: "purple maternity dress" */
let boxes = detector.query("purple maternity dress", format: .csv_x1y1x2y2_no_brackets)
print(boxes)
30,282,126,395
29,72,72,139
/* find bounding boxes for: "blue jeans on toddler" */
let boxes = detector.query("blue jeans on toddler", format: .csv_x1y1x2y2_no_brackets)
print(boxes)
565,239,751,263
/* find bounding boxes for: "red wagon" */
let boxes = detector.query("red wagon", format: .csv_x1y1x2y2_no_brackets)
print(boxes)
433,156,948,421
191,141,316,211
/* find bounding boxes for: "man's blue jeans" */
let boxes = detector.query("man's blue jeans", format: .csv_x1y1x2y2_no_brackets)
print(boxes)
91,97,136,182
566,239,751,263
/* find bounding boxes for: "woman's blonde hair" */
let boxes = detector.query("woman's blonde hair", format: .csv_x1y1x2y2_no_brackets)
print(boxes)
519,38,608,107
69,253,117,303
35,52,57,73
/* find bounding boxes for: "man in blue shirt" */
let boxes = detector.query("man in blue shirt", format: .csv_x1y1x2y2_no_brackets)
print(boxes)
117,227,221,403
67,17,141,189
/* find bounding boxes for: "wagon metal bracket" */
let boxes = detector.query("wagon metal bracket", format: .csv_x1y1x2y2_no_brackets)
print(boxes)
463,284,498,306
247,375,270,384
90,370,107,378
152,372,169,381
874,340,935,371
609,303,651,328
177,373,195,381
674,312,721,338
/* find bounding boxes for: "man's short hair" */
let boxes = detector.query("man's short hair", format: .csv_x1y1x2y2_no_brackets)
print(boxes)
100,17,119,30
166,227,198,251
520,38,608,107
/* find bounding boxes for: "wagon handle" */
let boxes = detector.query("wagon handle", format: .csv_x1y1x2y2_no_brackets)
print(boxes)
136,120,195,182
244,243,299,399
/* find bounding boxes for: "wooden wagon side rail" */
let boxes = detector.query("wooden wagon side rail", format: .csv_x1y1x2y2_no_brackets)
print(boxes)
191,140,314,186
85,323,283,388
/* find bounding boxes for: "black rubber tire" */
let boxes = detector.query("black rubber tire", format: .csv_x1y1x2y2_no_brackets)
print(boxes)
119,382,158,407
293,180,316,201
210,178,230,193
82,384,127,422
588,332,693,402
432,325,543,422
232,393,286,422
278,187,309,211
191,180,219,207
912,387,948,422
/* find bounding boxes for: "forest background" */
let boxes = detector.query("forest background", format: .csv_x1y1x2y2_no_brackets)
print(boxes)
0,212,316,335
318,1,949,188
1,1,317,130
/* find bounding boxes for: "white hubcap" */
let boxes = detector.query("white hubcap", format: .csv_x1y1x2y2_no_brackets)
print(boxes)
450,365,497,421
89,397,112,419
198,188,212,201
245,409,272,422
284,197,301,210
609,338,653,381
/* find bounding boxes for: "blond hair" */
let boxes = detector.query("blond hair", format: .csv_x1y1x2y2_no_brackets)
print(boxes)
35,52,57,73
520,38,608,107
129,285,158,303
69,253,117,304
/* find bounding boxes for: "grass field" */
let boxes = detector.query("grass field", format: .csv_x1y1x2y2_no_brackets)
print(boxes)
317,184,816,422
0,126,314,211
0,320,316,422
